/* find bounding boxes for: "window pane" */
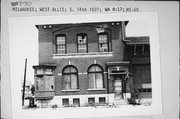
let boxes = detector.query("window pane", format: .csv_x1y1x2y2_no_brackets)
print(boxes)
44,76,54,90
96,73,103,88
99,34,107,43
88,98,95,105
78,34,87,53
56,35,66,54
73,98,80,106
62,99,69,106
63,67,77,73
71,74,78,89
36,77,44,90
37,69,43,75
89,66,102,72
63,75,71,90
99,34,108,52
70,67,77,73
99,43,108,52
99,97,106,104
57,36,65,45
88,73,96,89
45,69,53,74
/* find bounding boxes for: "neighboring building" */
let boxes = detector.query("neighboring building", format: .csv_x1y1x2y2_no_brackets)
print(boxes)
124,36,151,99
33,21,151,108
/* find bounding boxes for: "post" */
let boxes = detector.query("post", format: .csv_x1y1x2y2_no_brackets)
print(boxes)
22,58,27,106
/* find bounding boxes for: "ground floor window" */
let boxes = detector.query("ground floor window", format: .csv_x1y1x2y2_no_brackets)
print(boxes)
36,75,54,91
62,65,79,90
88,64,104,89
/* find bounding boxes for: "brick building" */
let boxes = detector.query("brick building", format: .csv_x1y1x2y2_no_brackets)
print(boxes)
33,21,151,108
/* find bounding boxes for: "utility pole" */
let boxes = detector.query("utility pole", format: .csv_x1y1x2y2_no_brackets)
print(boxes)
22,58,27,106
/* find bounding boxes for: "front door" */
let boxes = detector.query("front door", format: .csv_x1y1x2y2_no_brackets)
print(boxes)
114,75,124,99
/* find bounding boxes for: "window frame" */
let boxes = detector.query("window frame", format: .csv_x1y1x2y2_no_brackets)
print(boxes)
62,98,69,106
77,33,88,53
62,65,79,90
98,32,109,52
88,97,95,105
99,97,106,104
55,34,67,54
34,68,55,92
73,98,80,106
87,64,104,89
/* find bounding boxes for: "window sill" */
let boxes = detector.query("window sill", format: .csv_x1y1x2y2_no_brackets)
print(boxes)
87,88,106,91
61,89,80,92
52,52,113,59
35,90,55,92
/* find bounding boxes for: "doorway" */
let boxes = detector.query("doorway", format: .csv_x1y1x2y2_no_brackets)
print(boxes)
114,75,124,100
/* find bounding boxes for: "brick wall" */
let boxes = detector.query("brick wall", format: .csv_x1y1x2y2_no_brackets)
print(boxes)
37,22,125,96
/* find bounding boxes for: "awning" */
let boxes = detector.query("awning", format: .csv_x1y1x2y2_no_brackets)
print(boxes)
33,64,57,69
106,61,129,67
35,96,54,100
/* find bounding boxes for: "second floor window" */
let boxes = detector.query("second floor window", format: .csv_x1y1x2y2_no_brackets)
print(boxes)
98,33,109,52
56,35,66,54
77,33,88,53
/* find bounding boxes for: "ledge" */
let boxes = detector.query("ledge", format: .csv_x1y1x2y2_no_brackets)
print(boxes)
52,52,113,59
87,88,106,91
35,90,55,92
61,89,80,92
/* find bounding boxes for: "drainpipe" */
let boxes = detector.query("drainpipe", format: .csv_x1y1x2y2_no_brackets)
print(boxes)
121,21,130,43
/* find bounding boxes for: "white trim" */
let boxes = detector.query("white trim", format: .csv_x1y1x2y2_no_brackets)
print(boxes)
61,89,80,92
58,73,62,75
59,72,88,75
142,84,152,88
52,52,113,59
87,88,106,91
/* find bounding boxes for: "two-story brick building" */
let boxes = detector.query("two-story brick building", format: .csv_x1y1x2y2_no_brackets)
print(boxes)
33,21,151,108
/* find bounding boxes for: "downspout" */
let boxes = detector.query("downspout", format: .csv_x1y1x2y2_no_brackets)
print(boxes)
121,21,135,99
121,21,130,43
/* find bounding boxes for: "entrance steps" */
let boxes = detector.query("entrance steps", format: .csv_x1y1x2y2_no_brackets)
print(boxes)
114,99,128,105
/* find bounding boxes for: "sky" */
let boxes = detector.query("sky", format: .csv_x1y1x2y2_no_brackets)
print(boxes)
126,20,149,37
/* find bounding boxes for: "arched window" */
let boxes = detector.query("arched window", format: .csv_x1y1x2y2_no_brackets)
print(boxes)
88,64,104,89
77,33,88,53
98,33,109,52
55,34,66,54
62,65,79,90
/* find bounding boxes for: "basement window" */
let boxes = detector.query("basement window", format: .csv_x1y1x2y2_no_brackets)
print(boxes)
62,98,69,106
73,98,80,106
88,98,95,106
99,97,106,104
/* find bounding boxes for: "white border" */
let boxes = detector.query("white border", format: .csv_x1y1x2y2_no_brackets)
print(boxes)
8,12,162,119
